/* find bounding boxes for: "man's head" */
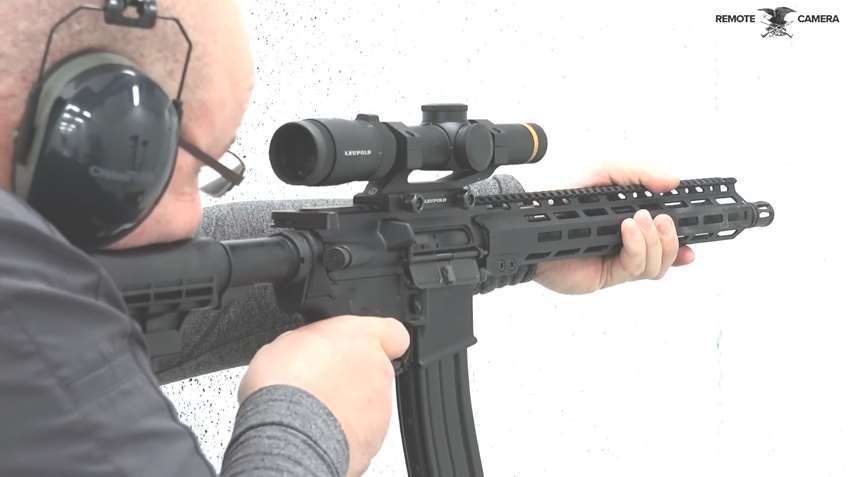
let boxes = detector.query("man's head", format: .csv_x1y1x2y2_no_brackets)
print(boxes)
0,0,254,249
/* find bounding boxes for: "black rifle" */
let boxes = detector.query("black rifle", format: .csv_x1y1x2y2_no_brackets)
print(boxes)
93,104,774,477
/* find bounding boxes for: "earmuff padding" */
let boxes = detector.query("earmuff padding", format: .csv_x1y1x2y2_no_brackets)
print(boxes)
11,85,41,168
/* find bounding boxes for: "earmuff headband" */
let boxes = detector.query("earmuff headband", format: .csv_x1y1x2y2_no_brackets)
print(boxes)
37,1,193,105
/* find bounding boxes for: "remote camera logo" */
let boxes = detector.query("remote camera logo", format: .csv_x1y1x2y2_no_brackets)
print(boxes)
715,7,840,37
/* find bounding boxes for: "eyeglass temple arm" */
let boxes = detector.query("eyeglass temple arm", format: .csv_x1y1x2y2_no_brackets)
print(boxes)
179,138,244,186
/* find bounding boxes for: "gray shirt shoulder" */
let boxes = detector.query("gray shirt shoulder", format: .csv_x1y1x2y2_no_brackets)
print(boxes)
0,189,347,476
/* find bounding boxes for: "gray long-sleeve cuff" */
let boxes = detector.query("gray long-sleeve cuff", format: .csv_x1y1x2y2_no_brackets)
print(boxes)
221,385,349,477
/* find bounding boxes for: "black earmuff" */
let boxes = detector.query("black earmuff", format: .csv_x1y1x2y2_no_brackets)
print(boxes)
11,1,192,250
13,52,180,249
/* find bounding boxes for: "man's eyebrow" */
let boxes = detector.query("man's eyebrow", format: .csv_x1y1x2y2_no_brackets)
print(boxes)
227,137,237,150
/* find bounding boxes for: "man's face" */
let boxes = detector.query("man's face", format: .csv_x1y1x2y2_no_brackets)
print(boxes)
110,6,254,250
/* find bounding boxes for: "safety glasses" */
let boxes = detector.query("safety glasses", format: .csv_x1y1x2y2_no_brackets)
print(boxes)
179,137,246,198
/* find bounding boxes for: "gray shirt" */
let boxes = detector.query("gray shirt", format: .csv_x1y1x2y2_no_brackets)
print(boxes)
0,189,349,476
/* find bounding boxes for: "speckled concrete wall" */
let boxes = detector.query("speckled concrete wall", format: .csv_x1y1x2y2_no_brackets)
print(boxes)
162,1,848,475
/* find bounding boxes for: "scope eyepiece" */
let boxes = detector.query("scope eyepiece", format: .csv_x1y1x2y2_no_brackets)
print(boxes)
269,104,546,187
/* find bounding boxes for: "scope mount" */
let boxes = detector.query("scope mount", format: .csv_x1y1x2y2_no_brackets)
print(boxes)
353,104,511,211
353,164,494,212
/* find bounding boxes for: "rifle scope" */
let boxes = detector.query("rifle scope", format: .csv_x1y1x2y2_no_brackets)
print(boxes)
269,104,547,186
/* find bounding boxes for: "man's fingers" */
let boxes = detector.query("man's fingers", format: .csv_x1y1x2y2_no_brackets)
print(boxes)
634,210,663,278
581,161,679,193
616,217,647,279
604,161,679,192
654,214,680,279
312,315,410,360
673,245,696,266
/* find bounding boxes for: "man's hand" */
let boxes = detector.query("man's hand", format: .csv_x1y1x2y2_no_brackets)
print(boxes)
534,162,696,294
238,315,410,477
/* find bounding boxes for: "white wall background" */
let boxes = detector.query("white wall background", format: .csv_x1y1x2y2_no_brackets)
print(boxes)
162,1,848,475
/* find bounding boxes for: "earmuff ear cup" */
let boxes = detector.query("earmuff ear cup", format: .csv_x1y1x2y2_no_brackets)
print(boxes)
15,52,180,249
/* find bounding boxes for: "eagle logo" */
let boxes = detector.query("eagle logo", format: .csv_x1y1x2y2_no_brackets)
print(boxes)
759,7,796,37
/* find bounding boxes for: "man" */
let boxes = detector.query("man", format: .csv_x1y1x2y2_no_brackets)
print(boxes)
0,1,693,476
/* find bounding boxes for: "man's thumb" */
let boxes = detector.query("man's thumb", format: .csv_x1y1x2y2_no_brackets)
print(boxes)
373,317,410,360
